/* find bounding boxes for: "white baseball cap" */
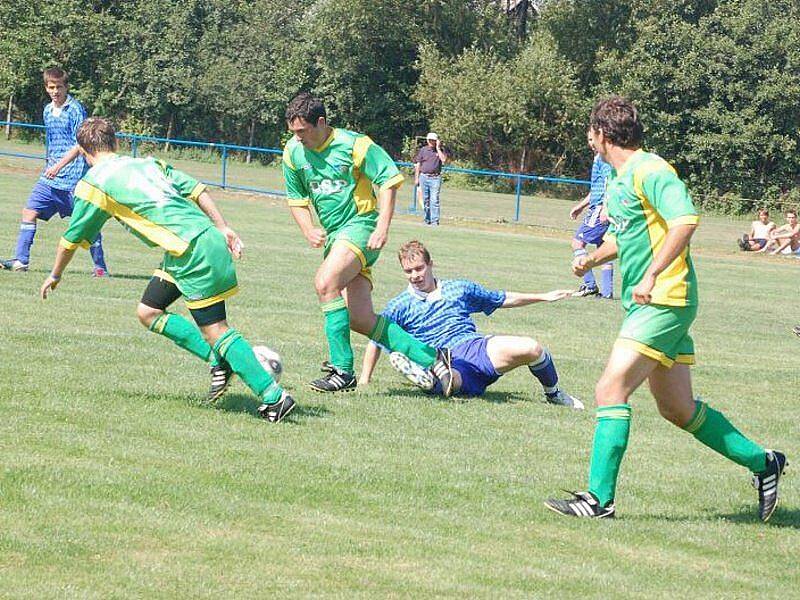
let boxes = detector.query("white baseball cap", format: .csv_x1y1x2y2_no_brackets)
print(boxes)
426,132,439,141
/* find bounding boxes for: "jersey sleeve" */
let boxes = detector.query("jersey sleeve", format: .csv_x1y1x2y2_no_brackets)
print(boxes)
463,281,506,315
639,165,699,228
282,145,311,207
59,197,110,250
69,102,87,141
156,159,207,201
354,136,404,190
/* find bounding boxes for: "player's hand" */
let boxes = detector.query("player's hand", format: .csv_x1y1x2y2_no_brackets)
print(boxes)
221,226,244,259
367,228,388,250
306,228,326,248
569,204,583,220
44,165,61,179
540,289,575,302
632,273,656,305
572,255,591,277
40,275,60,300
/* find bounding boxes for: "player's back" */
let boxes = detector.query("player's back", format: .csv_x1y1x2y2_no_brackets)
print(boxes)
76,155,212,254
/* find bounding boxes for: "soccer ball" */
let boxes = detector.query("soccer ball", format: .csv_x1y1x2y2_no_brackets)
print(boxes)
252,345,283,383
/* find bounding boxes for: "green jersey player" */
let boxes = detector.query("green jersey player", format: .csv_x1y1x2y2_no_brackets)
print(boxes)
39,117,295,422
282,93,453,394
545,97,786,521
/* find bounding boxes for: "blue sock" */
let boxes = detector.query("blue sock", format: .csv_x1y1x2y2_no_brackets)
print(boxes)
529,349,559,394
14,221,36,265
600,264,614,297
89,233,108,271
583,269,597,289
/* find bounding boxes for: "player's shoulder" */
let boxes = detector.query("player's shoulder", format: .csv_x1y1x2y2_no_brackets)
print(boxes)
282,137,303,169
384,289,413,313
632,151,678,185
442,279,478,295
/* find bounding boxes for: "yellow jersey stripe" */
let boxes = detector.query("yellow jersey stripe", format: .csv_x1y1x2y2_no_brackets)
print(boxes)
380,172,405,191
314,128,337,153
59,237,90,251
282,145,295,170
667,215,700,228
352,135,373,168
184,285,239,309
76,180,190,257
287,198,311,207
188,182,207,202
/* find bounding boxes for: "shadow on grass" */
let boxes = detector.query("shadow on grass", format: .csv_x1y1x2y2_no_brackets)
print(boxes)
632,507,800,529
214,392,330,423
103,272,156,281
384,386,525,404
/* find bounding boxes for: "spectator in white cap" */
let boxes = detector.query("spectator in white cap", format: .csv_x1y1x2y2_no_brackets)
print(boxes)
413,132,449,226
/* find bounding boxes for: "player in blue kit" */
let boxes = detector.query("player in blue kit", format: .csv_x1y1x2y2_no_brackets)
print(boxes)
359,241,583,408
570,132,613,298
1,67,108,275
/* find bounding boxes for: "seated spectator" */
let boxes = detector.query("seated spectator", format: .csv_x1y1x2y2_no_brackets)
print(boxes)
758,210,800,255
738,209,775,251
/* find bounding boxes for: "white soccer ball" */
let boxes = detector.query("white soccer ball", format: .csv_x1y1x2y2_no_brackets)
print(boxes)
252,345,282,383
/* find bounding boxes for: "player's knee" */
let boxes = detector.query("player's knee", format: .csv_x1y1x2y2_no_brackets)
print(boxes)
571,238,584,251
656,403,685,427
314,273,341,299
526,339,543,361
137,304,162,328
595,376,623,405
21,208,38,222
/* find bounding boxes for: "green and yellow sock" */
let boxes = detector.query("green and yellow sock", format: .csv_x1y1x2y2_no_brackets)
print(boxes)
588,404,632,506
149,313,212,362
684,400,767,473
213,329,282,404
322,297,354,373
368,315,437,368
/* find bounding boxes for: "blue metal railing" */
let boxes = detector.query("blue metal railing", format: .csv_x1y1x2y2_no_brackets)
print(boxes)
0,121,590,221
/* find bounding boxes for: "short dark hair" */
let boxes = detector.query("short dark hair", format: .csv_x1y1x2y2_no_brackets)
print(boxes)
590,96,643,149
77,117,117,154
43,67,67,84
285,92,326,124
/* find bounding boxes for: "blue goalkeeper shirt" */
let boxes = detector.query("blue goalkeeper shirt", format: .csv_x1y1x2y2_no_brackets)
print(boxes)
381,279,507,349
39,95,88,191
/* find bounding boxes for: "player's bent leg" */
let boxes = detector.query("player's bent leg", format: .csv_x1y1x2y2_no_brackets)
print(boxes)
650,364,785,521
1,208,39,271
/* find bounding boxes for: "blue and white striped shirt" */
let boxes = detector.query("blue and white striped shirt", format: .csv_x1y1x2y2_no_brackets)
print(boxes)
39,95,88,191
584,153,612,227
381,279,506,349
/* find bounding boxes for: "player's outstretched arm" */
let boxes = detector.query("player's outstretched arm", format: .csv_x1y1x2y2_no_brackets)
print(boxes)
44,145,82,179
570,194,590,220
359,342,382,387
289,205,326,248
501,290,575,308
632,223,697,304
40,245,77,299
196,191,243,258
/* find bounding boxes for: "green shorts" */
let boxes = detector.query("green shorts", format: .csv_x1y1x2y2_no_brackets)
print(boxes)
324,218,380,283
156,227,239,309
615,303,697,368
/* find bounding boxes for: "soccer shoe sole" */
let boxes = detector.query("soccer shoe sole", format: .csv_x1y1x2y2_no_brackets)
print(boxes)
207,375,235,404
755,452,787,523
389,352,435,391
307,381,357,393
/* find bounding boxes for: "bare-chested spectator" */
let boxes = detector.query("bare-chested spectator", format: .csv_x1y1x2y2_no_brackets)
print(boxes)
738,209,775,251
759,210,800,255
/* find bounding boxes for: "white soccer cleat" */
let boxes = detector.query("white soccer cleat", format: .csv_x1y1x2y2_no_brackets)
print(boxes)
389,352,435,391
545,389,584,410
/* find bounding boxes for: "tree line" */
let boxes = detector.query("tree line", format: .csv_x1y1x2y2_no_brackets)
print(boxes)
2,0,799,211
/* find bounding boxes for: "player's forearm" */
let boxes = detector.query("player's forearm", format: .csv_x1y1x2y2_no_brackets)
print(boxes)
644,224,697,279
289,205,316,236
360,342,381,384
437,150,448,164
196,191,228,229
585,239,618,268
54,145,81,170
376,188,397,232
50,245,76,278
501,292,549,308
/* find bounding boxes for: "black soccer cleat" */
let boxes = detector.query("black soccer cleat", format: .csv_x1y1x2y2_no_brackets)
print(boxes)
431,348,454,397
572,284,600,297
207,360,234,403
257,391,296,423
753,450,787,522
792,325,800,338
308,361,357,393
544,490,616,519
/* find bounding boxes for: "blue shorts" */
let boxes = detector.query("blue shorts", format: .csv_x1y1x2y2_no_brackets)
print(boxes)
26,181,74,221
435,336,501,397
574,220,609,246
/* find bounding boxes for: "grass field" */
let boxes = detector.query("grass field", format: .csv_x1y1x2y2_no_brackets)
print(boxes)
0,150,798,598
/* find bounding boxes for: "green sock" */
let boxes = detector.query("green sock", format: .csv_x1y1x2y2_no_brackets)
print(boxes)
149,313,212,362
368,315,437,368
684,400,767,473
322,297,354,373
213,329,282,404
588,404,632,506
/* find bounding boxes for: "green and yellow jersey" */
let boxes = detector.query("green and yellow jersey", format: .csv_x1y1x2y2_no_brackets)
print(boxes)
604,150,699,312
60,155,211,256
282,128,404,233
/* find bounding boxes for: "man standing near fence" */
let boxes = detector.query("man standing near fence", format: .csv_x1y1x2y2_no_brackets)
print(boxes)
414,132,449,226
1,67,109,276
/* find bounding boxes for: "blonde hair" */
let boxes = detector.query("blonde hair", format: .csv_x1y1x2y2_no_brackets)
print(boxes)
398,240,431,265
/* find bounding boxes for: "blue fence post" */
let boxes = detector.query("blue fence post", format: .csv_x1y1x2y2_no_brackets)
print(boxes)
221,146,228,189
410,184,418,215
514,175,522,222
131,138,138,158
